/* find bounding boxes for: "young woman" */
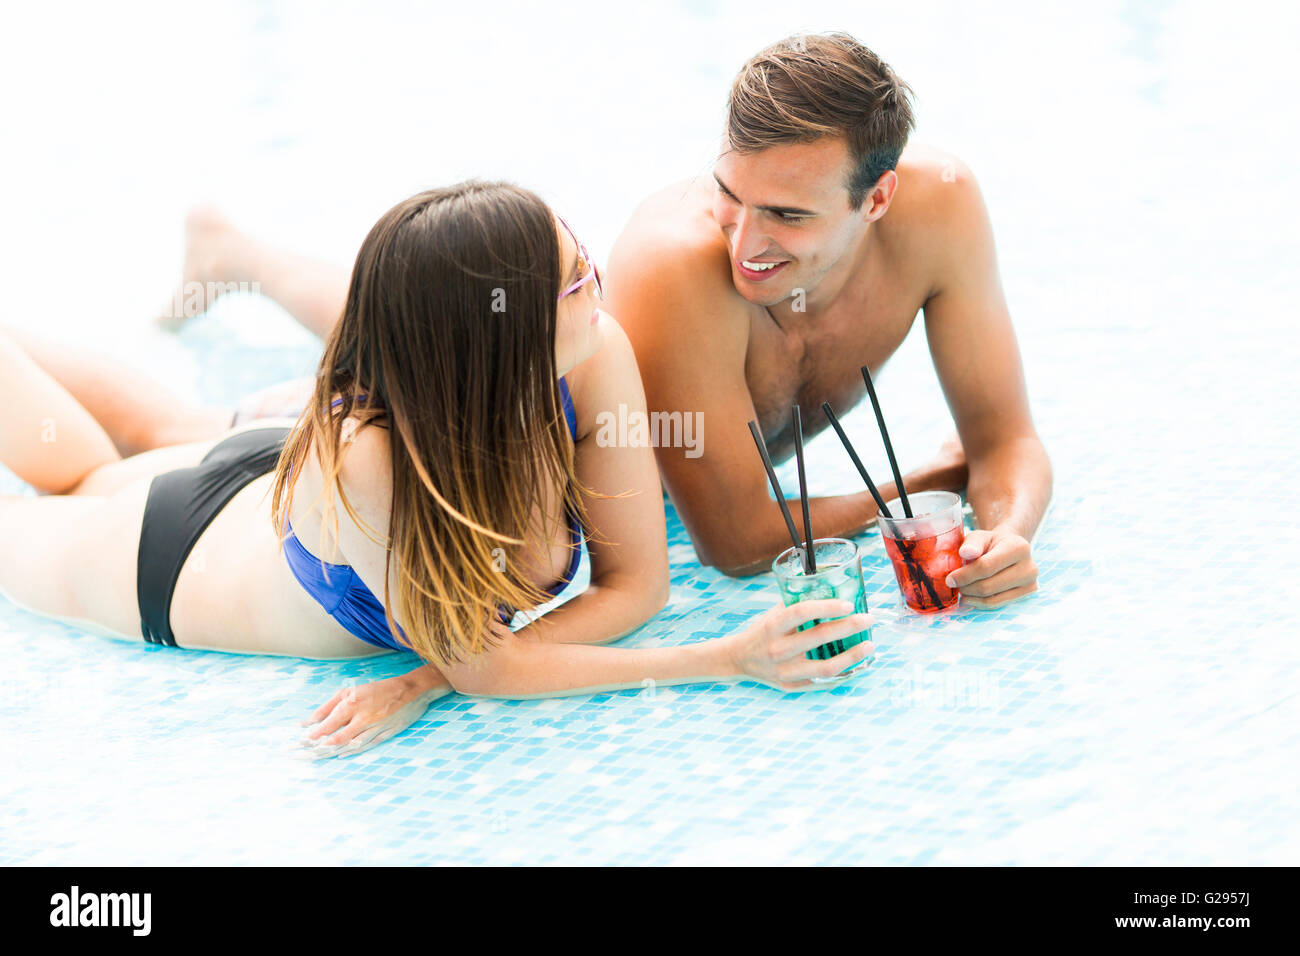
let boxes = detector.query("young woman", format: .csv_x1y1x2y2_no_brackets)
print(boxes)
0,181,874,756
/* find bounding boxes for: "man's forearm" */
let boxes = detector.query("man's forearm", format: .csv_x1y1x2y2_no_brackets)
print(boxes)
708,488,878,576
706,453,969,576
964,434,1053,542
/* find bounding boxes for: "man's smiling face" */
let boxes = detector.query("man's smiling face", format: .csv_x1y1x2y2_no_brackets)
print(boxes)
711,135,874,309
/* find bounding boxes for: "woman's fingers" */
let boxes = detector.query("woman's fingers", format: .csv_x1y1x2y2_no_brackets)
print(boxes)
318,688,442,758
301,687,347,727
778,635,874,685
777,612,873,661
305,698,355,740
772,598,855,635
294,676,445,759
730,601,876,693
755,609,875,689
311,706,419,758
298,715,376,758
330,723,400,759
819,638,874,679
321,715,365,748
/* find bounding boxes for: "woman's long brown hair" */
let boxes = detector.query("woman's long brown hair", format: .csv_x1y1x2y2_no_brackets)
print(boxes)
269,181,597,665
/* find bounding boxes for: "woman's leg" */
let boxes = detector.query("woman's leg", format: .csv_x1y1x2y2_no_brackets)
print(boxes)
0,330,173,630
3,326,233,458
0,490,146,640
162,207,350,339
0,329,121,493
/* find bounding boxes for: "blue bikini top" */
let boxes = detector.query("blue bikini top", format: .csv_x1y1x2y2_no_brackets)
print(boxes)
282,378,582,652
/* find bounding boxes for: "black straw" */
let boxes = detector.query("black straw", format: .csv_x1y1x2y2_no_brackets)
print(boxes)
821,401,943,610
822,403,892,519
791,406,816,574
747,420,806,561
860,365,912,517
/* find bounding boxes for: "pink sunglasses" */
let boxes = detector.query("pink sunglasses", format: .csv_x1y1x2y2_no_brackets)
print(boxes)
557,217,604,301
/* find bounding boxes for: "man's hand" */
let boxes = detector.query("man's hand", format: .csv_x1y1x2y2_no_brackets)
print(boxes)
946,526,1038,610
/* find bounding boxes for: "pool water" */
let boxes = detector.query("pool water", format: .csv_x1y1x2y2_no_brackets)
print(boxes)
1,0,1297,864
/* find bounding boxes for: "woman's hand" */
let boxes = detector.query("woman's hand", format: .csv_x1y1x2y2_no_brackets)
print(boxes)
299,667,451,758
725,599,874,692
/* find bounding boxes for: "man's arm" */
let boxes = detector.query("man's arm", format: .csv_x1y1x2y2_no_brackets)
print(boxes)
921,158,1053,608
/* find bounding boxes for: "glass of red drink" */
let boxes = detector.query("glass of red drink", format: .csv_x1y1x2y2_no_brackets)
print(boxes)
877,491,965,613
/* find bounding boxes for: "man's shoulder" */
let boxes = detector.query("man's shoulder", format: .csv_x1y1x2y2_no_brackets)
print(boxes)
617,175,714,239
891,142,982,231
608,176,745,332
887,142,992,295
612,178,732,287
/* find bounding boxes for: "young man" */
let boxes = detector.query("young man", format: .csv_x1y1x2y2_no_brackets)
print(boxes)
33,32,1048,610
604,33,1051,608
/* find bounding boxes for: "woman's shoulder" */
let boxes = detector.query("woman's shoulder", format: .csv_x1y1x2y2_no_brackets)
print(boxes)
565,312,645,442
335,421,393,514
290,417,392,527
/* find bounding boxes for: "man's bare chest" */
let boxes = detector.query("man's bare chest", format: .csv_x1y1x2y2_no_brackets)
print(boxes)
746,293,922,462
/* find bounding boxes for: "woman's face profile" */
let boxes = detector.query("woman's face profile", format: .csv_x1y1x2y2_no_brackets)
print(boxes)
554,216,605,375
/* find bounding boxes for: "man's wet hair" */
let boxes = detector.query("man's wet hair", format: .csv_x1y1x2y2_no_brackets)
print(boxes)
726,32,917,210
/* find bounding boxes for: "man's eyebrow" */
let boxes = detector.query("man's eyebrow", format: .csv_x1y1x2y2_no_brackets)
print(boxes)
713,173,817,217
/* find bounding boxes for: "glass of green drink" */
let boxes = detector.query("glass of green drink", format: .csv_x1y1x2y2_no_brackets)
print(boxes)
771,537,873,682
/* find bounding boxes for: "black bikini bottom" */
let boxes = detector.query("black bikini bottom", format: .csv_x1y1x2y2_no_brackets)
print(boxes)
136,427,292,646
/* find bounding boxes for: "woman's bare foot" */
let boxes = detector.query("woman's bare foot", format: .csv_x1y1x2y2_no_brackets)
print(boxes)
156,206,255,330
230,376,316,426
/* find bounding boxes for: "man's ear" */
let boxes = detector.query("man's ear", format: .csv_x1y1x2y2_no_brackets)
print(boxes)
860,168,898,223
